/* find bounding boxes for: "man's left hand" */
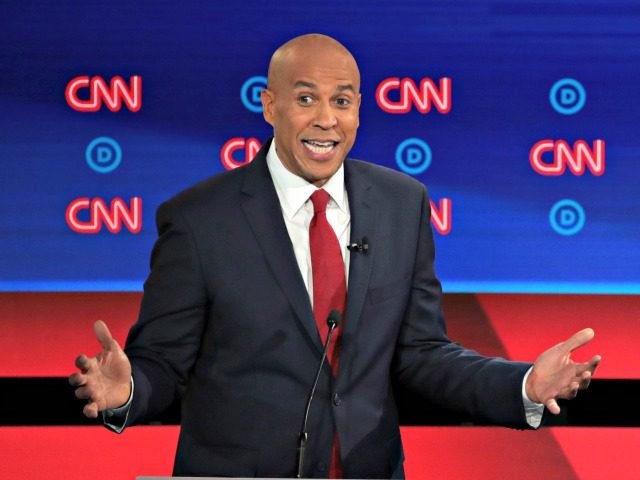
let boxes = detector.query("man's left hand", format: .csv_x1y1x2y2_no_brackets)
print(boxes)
525,328,601,414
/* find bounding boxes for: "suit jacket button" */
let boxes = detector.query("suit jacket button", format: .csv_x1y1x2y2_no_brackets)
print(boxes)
317,461,326,472
333,393,342,406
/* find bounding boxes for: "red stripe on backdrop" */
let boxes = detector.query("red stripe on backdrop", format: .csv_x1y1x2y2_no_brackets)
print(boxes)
3,426,637,479
402,427,640,480
0,426,178,479
477,294,640,379
442,294,510,357
1,292,638,378
552,428,640,480
0,293,139,377
401,426,578,479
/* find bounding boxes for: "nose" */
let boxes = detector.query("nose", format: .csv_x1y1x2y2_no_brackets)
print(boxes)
313,101,337,130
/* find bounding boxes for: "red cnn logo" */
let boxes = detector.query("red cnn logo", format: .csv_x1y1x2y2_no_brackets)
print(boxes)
376,77,452,114
66,197,142,234
530,139,605,176
430,198,451,235
220,137,262,170
65,76,142,112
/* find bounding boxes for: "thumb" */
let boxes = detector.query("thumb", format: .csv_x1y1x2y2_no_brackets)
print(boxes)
94,320,117,350
545,398,561,415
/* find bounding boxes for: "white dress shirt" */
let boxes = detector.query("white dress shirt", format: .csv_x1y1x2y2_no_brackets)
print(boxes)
266,140,351,304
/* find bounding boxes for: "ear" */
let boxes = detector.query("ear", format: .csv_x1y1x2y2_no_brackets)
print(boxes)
353,92,361,128
261,89,275,126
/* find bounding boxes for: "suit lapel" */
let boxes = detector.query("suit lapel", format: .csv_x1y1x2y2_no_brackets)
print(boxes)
239,141,323,351
342,160,377,349
239,145,379,358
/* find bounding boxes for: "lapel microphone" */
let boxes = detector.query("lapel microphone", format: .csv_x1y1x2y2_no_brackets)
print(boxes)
296,309,341,479
347,236,369,254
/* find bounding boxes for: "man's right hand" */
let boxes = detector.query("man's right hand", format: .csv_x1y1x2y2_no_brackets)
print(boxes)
68,320,132,418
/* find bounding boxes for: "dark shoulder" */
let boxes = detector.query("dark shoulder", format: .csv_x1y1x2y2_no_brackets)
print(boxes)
160,165,246,218
345,158,428,199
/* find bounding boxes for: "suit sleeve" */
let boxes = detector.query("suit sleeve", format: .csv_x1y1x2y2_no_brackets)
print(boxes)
392,186,531,429
123,199,209,426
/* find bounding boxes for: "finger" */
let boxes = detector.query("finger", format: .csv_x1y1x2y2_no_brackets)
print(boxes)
561,328,595,353
75,354,92,372
545,398,561,415
94,320,116,350
68,372,87,387
573,355,601,379
557,381,579,400
588,355,602,372
568,381,579,398
74,386,92,400
83,402,99,419
578,370,592,390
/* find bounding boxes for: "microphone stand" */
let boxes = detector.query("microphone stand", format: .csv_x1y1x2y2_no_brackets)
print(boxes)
296,310,341,479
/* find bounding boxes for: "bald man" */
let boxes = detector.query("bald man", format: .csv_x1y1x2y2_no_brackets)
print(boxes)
70,34,599,478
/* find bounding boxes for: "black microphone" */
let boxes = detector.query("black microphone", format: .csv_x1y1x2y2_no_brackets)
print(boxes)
296,309,341,479
347,236,369,254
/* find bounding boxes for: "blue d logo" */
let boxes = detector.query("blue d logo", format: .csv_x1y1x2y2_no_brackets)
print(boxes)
395,138,432,175
549,199,586,235
241,76,267,113
549,79,586,115
86,137,122,173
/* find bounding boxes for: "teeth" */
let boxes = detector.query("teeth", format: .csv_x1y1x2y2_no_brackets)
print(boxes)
304,140,336,154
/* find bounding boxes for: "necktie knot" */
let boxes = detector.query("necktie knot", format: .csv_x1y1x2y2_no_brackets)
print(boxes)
310,189,330,214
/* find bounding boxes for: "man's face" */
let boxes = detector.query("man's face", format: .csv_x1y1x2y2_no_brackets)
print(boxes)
261,47,361,187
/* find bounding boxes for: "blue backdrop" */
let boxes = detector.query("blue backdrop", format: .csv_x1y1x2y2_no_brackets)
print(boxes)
2,1,639,293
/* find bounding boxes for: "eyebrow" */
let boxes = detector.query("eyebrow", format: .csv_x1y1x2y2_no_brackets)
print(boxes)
293,80,356,93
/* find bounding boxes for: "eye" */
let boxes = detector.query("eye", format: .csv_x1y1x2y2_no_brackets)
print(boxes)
298,95,314,105
336,97,351,108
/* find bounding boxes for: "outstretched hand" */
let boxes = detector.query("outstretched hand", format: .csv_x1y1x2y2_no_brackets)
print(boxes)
525,328,601,415
68,320,132,418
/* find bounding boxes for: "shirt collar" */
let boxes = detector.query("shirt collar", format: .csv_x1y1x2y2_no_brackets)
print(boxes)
266,139,347,219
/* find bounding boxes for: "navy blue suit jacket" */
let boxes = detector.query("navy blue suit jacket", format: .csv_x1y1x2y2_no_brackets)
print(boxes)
123,138,531,478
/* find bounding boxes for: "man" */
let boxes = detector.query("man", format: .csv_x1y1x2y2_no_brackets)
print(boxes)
70,34,600,478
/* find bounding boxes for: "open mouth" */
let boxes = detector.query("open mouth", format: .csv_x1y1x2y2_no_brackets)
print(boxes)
302,139,339,154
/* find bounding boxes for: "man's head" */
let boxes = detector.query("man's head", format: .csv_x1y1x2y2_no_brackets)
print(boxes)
261,34,361,187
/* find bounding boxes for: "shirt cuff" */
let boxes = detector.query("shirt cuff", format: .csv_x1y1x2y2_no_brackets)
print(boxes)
522,367,544,428
102,376,134,433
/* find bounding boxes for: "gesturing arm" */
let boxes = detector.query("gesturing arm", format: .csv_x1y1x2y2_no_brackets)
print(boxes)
526,328,601,415
68,320,132,418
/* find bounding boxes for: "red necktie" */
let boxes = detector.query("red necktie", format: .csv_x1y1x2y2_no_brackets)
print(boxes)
309,189,346,479
309,189,346,371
